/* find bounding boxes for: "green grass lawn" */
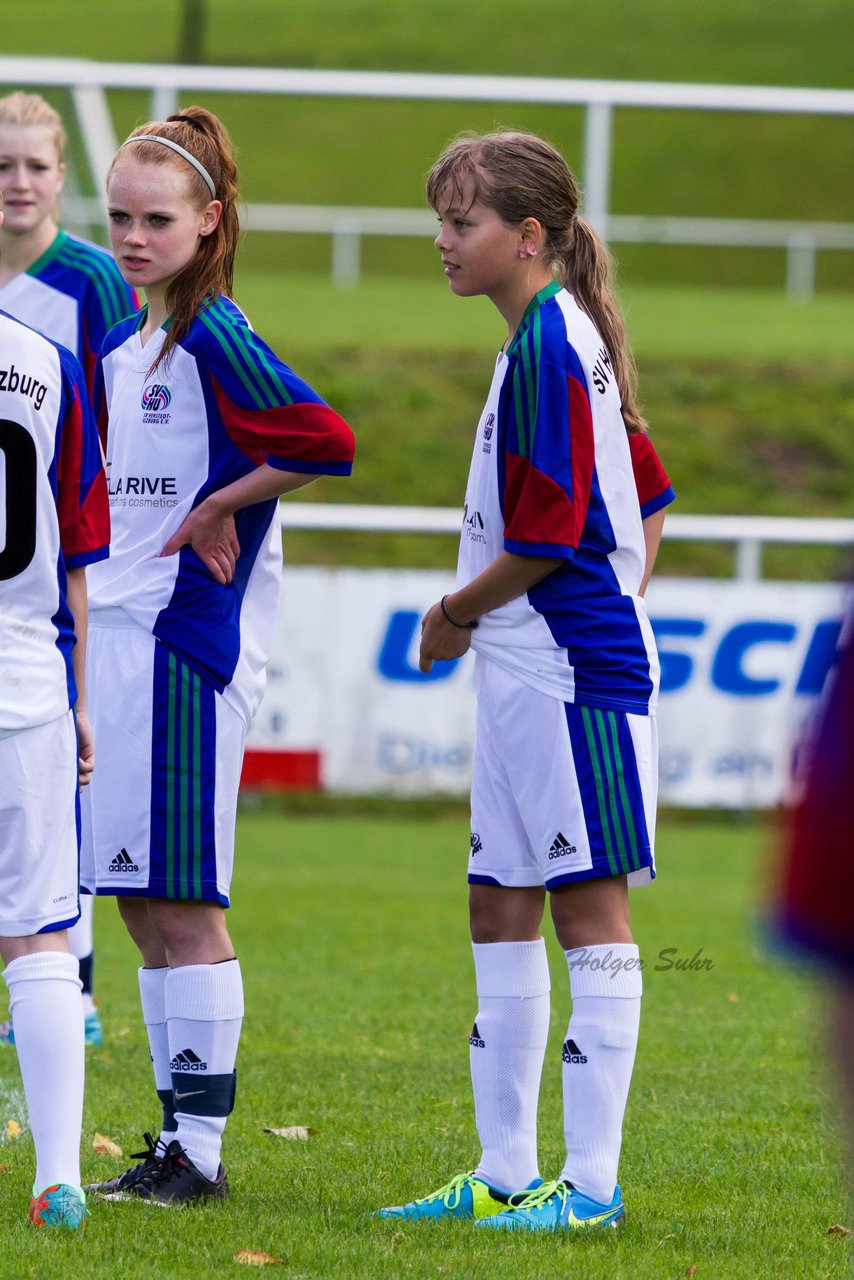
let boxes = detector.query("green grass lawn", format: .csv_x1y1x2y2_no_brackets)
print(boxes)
236,272,854,362
0,808,849,1278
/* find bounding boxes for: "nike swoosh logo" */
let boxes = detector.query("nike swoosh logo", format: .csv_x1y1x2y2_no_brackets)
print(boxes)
174,1089,205,1102
566,1207,621,1229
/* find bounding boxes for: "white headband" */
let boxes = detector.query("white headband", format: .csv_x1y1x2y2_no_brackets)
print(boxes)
120,134,216,198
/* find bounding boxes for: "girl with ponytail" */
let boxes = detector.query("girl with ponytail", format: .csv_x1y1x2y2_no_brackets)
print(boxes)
377,132,673,1233
80,107,354,1206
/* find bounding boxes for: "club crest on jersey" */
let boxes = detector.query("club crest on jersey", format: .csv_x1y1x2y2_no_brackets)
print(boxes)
481,411,495,453
141,383,172,423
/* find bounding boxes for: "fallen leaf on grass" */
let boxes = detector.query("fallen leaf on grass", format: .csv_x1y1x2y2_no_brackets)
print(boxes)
685,1266,698,1277
234,1250,287,1267
264,1126,312,1141
5,1120,21,1141
93,1133,123,1158
726,992,739,1003
827,1223,852,1236
0,1163,9,1174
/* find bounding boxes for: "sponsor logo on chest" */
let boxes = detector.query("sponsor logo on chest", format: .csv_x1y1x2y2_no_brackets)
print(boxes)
141,382,172,424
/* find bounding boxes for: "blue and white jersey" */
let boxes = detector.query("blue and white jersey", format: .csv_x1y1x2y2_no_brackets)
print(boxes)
87,295,354,725
0,310,110,731
458,282,663,714
0,229,138,401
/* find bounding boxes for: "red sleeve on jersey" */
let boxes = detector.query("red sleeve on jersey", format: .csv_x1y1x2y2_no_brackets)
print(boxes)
92,357,110,454
56,372,110,567
502,372,594,554
503,453,579,548
629,432,673,512
210,375,355,473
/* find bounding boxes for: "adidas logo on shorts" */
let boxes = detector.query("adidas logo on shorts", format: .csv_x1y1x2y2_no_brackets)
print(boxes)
108,847,139,873
170,1048,208,1072
562,1037,588,1064
548,832,577,860
469,1021,486,1049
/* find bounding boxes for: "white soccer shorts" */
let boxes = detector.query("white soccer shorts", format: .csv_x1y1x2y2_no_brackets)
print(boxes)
0,711,80,936
469,656,657,890
80,613,246,906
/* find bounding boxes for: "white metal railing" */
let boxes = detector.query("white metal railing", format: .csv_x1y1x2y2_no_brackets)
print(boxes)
3,57,853,298
277,506,854,583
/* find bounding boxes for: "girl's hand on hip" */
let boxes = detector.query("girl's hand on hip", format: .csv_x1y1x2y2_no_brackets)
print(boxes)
161,499,240,585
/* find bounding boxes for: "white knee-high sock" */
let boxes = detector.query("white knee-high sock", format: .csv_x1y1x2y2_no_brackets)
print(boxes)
166,960,243,1179
67,896,95,1017
471,940,551,1193
3,952,84,1193
138,966,176,1146
560,943,642,1203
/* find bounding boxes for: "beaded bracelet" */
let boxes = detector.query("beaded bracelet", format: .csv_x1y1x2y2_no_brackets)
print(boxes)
441,594,479,629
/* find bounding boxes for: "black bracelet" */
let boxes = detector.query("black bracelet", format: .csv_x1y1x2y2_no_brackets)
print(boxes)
441,594,479,629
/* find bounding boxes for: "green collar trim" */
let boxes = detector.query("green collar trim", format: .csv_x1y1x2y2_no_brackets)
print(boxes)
25,228,66,277
508,279,561,353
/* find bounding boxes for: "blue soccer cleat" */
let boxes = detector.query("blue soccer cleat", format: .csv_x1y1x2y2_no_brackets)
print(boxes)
376,1171,542,1221
84,1010,104,1047
2,1012,103,1048
477,1178,625,1232
29,1183,89,1229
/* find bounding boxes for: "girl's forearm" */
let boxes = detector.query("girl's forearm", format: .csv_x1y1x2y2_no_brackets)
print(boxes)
446,550,564,621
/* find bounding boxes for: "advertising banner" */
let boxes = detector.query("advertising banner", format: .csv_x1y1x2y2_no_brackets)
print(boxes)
245,567,847,808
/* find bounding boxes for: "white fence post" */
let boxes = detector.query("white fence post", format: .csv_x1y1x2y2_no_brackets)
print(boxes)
786,229,817,300
152,84,179,122
69,82,118,208
331,218,363,286
582,101,613,236
734,538,763,582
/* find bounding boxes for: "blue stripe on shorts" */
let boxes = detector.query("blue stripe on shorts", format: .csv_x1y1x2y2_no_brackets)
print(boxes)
548,703,653,887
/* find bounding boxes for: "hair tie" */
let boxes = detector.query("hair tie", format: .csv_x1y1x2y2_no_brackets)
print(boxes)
120,134,216,198
168,114,204,132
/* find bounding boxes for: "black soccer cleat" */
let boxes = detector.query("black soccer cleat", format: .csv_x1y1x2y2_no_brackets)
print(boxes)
110,1139,229,1206
85,1131,164,1197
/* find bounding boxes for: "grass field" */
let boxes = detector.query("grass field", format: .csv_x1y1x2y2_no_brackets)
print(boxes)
0,808,849,1279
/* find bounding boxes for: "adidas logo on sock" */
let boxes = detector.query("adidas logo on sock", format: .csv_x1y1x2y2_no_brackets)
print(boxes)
108,847,139,873
170,1047,208,1072
469,1021,486,1049
548,832,577,860
562,1037,588,1064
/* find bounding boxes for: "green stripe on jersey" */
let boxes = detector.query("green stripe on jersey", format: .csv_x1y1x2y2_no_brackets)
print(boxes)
58,237,129,327
200,300,293,409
